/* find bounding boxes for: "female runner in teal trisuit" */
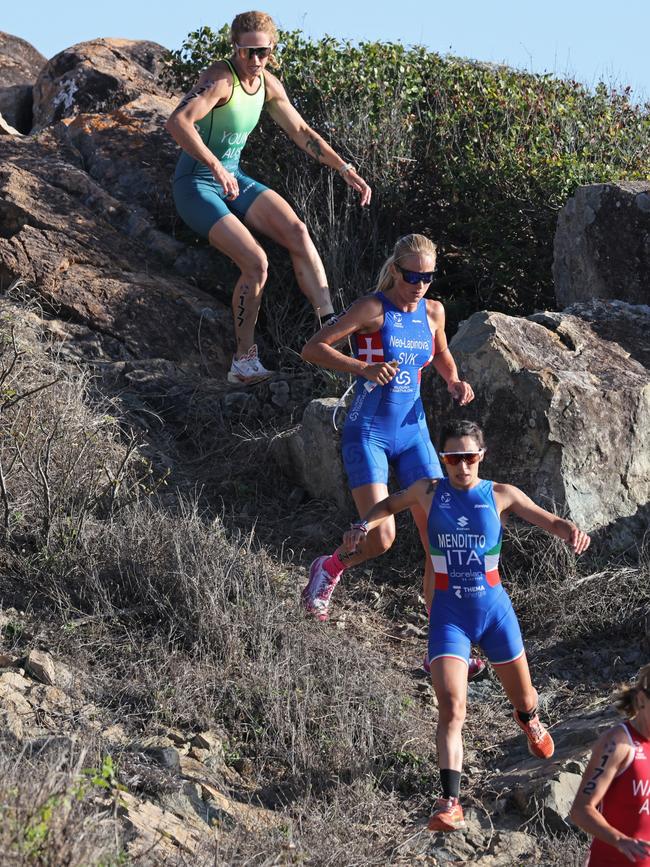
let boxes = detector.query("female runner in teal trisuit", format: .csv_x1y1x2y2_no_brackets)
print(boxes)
166,10,371,384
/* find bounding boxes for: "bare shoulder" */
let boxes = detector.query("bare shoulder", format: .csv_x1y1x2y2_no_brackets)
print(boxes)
343,294,385,328
595,723,631,751
198,59,232,87
425,298,445,318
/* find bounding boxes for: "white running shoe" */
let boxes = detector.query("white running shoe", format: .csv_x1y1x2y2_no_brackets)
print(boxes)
301,555,340,621
227,345,273,385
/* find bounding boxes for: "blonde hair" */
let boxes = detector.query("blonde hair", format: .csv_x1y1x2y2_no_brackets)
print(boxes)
231,11,280,68
615,663,650,717
374,234,438,294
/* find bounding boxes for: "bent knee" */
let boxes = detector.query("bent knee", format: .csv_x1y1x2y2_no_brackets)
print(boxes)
240,251,268,285
284,219,313,253
437,696,466,726
366,525,395,557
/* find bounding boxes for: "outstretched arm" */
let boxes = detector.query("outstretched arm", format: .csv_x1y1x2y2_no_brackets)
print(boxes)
494,484,591,553
264,73,372,206
570,730,650,861
343,480,436,554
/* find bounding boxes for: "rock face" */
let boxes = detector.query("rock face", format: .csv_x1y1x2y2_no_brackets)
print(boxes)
279,307,649,540
32,39,169,131
554,182,650,307
270,398,352,510
0,126,231,375
425,309,649,540
0,32,46,86
0,32,47,133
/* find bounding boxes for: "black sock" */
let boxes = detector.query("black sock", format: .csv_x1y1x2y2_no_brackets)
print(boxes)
319,311,337,325
516,707,538,724
440,768,461,800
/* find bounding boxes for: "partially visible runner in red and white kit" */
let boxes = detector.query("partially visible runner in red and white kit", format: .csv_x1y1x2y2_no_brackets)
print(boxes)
571,664,650,866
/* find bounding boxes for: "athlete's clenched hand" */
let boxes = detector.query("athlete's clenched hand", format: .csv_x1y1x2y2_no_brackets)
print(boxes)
362,361,399,385
210,161,239,200
568,526,590,555
448,379,474,406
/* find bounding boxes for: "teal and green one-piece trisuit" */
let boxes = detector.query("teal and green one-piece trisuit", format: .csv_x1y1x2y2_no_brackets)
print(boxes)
173,59,268,236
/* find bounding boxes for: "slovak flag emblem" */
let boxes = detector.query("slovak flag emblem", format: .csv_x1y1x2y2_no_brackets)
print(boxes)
356,331,385,364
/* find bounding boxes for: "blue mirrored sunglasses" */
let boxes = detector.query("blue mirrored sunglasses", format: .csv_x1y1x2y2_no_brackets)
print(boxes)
396,264,434,285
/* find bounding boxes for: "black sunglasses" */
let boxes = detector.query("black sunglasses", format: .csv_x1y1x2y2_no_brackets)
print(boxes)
236,44,273,60
395,264,435,285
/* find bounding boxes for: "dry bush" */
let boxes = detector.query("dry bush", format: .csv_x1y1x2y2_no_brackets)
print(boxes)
0,738,123,865
501,523,650,641
35,497,431,785
0,304,152,553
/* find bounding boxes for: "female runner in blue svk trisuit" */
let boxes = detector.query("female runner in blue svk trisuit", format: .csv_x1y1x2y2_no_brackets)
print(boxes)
341,419,591,833
300,234,475,623
342,288,440,490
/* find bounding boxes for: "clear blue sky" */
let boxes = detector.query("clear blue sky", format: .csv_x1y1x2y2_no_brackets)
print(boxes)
5,0,649,101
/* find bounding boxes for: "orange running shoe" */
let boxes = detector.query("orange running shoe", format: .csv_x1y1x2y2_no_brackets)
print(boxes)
513,710,555,759
427,797,466,832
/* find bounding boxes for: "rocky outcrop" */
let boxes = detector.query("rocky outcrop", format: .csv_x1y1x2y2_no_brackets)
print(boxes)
554,182,650,307
0,32,47,133
0,131,231,374
564,298,650,371
278,310,650,541
270,397,352,510
425,309,649,540
0,32,46,87
32,39,169,131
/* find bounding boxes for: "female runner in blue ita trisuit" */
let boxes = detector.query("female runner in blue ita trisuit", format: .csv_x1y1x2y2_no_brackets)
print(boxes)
301,234,482,677
340,419,591,832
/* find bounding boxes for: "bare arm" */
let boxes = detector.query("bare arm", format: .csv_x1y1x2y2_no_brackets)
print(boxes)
165,66,240,199
427,301,474,406
264,73,371,206
343,479,437,553
494,484,591,554
301,297,399,385
570,729,650,861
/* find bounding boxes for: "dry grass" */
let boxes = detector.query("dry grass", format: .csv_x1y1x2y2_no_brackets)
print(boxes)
0,299,644,864
0,737,123,866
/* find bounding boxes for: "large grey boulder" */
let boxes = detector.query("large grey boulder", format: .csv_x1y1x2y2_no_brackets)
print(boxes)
554,182,650,307
271,398,351,510
425,308,650,542
32,38,169,131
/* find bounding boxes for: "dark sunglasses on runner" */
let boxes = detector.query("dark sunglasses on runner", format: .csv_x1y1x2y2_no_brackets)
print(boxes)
440,451,484,466
395,264,434,285
235,44,273,60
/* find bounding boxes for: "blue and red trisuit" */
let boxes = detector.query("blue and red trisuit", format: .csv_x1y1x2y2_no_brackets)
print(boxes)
342,292,442,489
427,478,525,666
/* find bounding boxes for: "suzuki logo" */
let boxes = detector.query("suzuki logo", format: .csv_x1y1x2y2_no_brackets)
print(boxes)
457,516,469,528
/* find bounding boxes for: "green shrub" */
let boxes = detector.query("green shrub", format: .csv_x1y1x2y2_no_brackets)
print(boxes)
163,26,650,332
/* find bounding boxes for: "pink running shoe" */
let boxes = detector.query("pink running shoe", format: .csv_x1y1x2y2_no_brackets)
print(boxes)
301,556,340,621
423,652,486,682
